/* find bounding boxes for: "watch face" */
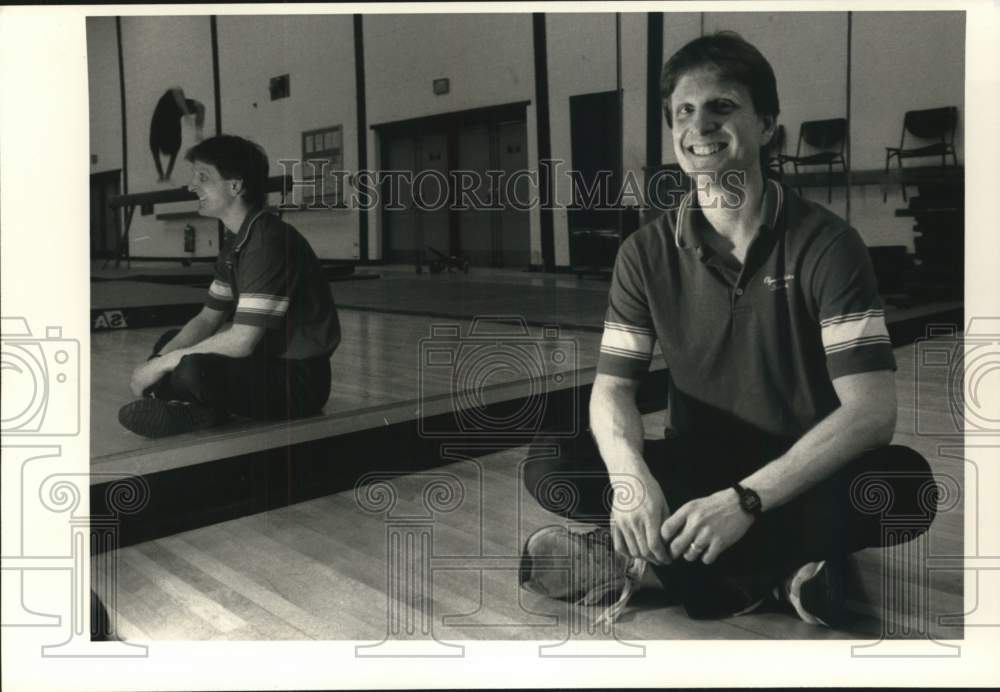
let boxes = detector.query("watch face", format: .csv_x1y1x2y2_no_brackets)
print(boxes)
738,486,762,514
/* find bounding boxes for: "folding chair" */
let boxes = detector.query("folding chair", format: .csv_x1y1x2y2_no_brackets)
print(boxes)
778,118,848,203
884,106,959,202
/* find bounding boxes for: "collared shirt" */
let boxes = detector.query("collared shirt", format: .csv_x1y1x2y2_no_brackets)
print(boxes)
597,179,895,440
205,208,341,360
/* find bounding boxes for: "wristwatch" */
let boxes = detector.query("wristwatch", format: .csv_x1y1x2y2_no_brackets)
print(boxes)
732,483,763,517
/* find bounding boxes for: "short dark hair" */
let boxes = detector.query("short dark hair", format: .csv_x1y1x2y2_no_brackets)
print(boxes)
660,31,780,129
185,135,269,208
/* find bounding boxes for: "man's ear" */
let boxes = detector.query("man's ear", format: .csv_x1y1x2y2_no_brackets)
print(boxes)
760,115,777,146
229,179,244,198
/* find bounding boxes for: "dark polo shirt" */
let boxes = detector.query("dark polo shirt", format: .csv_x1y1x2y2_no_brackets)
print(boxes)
597,179,895,440
204,208,341,360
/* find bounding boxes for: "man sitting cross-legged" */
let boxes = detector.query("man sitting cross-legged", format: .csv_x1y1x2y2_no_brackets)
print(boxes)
119,135,341,438
519,33,937,628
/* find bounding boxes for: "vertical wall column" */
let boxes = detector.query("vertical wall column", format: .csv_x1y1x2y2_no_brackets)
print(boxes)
845,12,853,226
115,18,128,198
210,16,223,248
645,13,664,181
532,13,555,272
114,17,130,263
209,16,221,136
354,15,369,262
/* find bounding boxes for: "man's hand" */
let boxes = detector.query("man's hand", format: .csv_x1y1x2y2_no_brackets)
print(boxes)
659,488,755,565
609,471,673,565
129,358,171,398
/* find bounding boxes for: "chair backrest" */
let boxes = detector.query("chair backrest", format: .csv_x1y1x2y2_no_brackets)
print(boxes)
797,118,847,154
902,106,958,143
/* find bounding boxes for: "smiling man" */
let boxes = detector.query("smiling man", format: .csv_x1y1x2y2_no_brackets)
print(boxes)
118,135,340,438
520,33,937,628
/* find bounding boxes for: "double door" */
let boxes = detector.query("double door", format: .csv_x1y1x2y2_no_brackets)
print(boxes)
382,116,529,267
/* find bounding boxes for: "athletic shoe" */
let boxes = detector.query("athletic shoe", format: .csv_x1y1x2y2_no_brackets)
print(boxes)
519,525,633,606
777,557,849,628
118,399,218,438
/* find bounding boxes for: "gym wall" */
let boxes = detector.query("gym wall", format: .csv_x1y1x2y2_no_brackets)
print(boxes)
89,11,965,263
658,11,964,251
850,11,964,250
548,13,621,267
362,13,535,263
119,16,217,259
620,13,649,218
90,15,359,260
217,14,359,261
87,17,123,176
547,13,647,267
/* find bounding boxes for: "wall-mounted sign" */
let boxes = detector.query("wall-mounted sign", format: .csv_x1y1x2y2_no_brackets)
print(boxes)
270,74,290,100
300,125,344,207
433,78,450,95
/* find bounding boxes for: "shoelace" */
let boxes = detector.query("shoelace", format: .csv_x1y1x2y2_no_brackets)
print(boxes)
594,557,646,625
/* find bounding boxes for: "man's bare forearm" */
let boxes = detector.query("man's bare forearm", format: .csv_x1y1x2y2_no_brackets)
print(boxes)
157,314,219,356
164,325,259,364
740,371,897,512
589,375,649,477
591,373,675,563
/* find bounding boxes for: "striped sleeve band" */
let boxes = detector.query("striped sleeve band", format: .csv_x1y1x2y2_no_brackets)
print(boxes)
600,321,654,360
236,292,290,318
208,280,233,302
597,321,655,379
820,309,890,355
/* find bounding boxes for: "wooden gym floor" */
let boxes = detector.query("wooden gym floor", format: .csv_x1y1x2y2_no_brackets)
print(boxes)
90,264,964,641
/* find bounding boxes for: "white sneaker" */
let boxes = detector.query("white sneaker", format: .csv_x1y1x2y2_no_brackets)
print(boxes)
776,558,849,628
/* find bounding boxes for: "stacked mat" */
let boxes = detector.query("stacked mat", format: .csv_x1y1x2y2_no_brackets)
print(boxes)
898,180,964,301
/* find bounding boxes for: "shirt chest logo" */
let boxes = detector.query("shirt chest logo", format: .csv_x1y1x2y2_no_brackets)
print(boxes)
763,273,795,291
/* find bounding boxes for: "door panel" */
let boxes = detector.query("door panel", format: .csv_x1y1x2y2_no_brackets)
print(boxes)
415,133,450,257
456,124,495,266
383,136,416,262
379,105,529,268
90,170,121,259
496,121,530,267
569,90,620,234
455,120,530,267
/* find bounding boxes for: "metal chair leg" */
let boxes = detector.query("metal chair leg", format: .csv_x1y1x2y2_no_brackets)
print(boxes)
899,158,907,203
883,152,892,203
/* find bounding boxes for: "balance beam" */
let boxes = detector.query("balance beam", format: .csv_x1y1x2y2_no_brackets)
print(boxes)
108,174,293,209
106,175,294,269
